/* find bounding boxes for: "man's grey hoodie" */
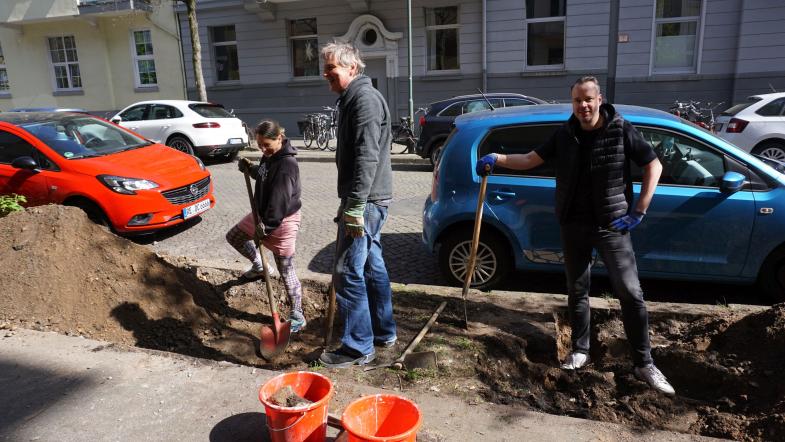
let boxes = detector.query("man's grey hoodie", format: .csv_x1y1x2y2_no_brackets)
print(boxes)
335,74,393,203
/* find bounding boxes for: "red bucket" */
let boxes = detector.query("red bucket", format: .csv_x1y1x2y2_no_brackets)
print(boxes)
259,371,334,442
341,394,422,442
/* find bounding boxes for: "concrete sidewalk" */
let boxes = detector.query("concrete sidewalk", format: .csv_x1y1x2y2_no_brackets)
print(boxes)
238,138,430,166
1,281,739,442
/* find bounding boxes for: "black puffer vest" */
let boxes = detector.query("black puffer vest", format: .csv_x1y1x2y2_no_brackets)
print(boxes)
554,104,630,226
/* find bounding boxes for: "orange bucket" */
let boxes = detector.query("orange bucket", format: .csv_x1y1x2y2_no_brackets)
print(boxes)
340,394,422,442
259,371,334,442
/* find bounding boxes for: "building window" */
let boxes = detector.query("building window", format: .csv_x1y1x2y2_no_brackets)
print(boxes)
0,42,9,91
652,0,702,72
289,18,318,77
47,36,81,90
211,25,239,82
131,30,157,87
425,6,459,71
525,0,566,68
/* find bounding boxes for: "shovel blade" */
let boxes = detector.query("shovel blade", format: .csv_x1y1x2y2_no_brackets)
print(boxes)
401,351,438,370
259,316,291,361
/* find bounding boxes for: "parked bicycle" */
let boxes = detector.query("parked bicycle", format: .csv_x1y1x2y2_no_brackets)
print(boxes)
668,100,724,132
391,107,427,154
317,106,337,152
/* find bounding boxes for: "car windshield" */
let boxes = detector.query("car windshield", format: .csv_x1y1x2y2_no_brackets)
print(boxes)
721,97,763,116
20,115,150,159
189,104,233,118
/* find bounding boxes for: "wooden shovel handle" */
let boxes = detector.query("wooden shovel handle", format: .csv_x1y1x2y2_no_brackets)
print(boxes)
392,300,448,370
243,170,279,321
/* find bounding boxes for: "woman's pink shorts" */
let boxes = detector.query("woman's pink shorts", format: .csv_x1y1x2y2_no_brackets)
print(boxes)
236,210,301,257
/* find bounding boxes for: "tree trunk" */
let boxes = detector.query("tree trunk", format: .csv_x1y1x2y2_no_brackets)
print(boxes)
184,0,207,101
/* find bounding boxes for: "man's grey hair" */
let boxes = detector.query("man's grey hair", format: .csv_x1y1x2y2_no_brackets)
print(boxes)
321,41,366,74
571,76,601,95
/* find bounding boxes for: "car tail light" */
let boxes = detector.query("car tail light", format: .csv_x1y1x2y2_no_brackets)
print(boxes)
193,122,221,128
430,166,439,203
419,115,426,127
726,118,748,133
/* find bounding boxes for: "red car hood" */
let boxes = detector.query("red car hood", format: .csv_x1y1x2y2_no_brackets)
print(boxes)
66,144,208,189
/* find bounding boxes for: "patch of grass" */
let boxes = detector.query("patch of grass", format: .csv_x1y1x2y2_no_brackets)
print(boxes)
454,337,480,351
0,194,26,218
600,291,615,301
401,367,438,382
308,361,324,371
716,297,730,309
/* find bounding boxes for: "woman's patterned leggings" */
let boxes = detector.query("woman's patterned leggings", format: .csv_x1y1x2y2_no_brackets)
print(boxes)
226,225,302,314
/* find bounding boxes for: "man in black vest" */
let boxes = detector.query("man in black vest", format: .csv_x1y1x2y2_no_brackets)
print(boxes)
476,76,675,395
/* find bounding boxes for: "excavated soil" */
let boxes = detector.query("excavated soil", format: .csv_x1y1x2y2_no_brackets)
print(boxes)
1,205,784,441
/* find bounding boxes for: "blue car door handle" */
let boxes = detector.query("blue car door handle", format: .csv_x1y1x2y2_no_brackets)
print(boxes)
489,190,516,201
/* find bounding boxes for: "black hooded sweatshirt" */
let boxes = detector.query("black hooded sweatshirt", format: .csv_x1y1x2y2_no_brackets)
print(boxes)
248,139,302,234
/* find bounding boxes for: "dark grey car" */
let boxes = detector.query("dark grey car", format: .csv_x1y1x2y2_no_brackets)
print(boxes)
414,92,545,165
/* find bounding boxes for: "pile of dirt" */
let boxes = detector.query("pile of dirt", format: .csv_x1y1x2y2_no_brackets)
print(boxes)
1,205,784,441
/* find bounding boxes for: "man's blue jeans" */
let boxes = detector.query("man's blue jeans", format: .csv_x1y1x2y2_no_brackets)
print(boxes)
335,201,397,356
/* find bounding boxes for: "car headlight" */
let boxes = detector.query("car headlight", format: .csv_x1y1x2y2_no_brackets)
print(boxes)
193,156,206,171
97,175,159,195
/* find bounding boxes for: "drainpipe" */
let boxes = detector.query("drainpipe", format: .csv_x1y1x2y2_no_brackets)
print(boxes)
407,0,413,125
606,0,619,103
482,0,487,92
174,5,188,100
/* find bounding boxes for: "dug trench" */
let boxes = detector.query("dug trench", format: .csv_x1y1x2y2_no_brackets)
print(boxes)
1,205,784,441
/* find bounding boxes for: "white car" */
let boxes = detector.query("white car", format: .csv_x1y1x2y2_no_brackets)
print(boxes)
714,92,785,160
110,100,248,160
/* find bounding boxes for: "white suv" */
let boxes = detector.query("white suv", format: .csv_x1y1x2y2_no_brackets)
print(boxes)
714,92,785,160
111,100,248,160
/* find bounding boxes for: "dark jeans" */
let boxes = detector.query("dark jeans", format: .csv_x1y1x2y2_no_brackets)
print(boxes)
560,222,653,367
334,201,397,356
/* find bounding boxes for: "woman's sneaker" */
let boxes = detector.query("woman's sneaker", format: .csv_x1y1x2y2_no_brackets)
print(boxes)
289,311,307,333
634,364,676,396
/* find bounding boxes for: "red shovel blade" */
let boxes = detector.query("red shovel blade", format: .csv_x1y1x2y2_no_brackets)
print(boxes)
259,313,291,361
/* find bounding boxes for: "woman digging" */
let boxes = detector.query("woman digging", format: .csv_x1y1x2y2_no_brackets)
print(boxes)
226,119,306,332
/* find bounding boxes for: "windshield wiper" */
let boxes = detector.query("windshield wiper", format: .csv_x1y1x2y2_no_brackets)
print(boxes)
122,142,153,151
69,152,103,159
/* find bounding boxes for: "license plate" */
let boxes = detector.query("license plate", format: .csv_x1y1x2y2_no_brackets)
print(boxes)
182,198,211,219
229,138,243,145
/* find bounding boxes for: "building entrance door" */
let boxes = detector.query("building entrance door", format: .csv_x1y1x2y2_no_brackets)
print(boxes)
364,58,388,102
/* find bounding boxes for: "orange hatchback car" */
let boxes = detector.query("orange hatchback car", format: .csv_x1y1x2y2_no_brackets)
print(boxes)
0,112,215,234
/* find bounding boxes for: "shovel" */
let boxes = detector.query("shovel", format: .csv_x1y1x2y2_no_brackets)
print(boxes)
461,166,490,329
364,300,447,371
243,168,291,360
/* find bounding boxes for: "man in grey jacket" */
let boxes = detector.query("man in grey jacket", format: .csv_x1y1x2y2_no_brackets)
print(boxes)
318,41,397,368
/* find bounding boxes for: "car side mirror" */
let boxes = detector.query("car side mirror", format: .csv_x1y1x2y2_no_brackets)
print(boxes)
111,117,122,124
720,171,745,194
11,156,39,171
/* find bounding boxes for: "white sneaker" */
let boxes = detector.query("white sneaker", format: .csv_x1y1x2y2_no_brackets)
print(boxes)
634,364,676,396
560,352,590,370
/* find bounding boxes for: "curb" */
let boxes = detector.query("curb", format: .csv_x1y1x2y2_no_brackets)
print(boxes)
238,148,431,167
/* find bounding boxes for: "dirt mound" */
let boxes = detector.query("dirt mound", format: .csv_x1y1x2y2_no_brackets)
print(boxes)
2,205,785,441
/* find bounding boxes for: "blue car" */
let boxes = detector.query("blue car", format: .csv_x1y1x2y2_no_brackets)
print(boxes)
422,104,785,301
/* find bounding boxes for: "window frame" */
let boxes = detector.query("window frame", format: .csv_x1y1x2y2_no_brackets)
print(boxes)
288,18,320,79
210,25,240,83
130,29,157,88
649,0,706,75
524,0,566,71
46,35,82,91
424,6,461,73
0,41,9,93
477,123,561,178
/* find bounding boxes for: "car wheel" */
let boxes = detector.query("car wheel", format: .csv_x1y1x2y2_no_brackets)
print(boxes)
65,199,111,230
758,246,785,302
429,141,445,167
753,141,785,162
438,228,511,290
167,136,195,156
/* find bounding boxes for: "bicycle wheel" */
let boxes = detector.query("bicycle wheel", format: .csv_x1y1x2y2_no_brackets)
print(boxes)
327,127,337,152
303,122,315,148
317,125,329,150
392,128,413,154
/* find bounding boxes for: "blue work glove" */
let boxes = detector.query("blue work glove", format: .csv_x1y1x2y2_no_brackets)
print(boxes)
475,153,498,176
609,211,645,233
